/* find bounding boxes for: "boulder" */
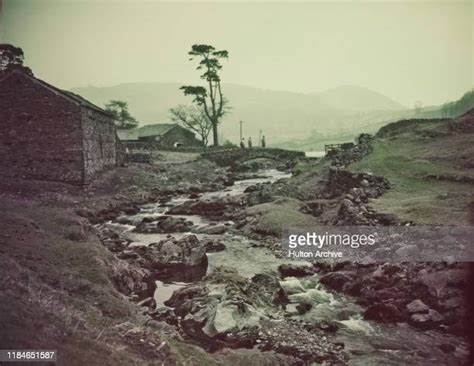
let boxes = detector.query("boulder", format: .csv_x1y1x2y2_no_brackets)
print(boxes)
150,307,178,325
203,239,226,253
363,303,402,323
244,185,259,193
296,302,313,315
410,309,444,329
122,205,140,215
167,200,228,217
164,283,209,308
137,234,208,270
196,224,227,235
406,299,429,314
319,272,353,292
279,278,306,295
116,215,136,225
278,263,314,278
134,215,193,234
212,300,266,335
223,178,235,187
428,309,445,322
111,260,149,295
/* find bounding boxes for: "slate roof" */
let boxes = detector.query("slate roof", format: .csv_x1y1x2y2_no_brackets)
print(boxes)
117,123,186,141
137,123,177,138
0,70,114,117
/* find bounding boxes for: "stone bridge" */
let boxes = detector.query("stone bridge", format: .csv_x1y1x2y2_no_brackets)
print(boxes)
201,148,305,166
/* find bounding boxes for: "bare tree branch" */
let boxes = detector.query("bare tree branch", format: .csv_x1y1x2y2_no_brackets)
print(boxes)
169,105,212,147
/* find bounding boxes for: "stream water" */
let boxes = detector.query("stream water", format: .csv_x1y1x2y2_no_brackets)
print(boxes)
107,169,469,365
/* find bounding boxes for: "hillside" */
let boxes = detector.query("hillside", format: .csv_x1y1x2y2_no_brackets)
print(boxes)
349,110,474,225
417,89,474,119
276,89,474,151
313,85,405,111
71,83,407,144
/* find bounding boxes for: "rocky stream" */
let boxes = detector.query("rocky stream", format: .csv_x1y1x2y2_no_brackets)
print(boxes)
97,169,469,365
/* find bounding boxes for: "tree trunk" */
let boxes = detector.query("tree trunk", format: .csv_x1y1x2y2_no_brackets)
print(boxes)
212,121,219,146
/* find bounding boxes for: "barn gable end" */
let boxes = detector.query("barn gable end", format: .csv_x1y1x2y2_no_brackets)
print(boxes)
0,70,116,184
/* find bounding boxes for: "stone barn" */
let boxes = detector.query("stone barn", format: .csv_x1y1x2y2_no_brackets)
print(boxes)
0,70,116,184
118,123,203,149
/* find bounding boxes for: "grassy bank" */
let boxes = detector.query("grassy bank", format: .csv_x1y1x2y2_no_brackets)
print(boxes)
349,120,474,224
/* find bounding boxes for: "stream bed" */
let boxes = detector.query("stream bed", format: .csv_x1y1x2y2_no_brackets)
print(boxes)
104,169,469,365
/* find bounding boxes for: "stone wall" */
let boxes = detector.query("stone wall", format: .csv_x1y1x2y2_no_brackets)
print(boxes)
81,108,116,184
0,72,85,183
120,140,163,151
329,134,374,168
120,140,208,152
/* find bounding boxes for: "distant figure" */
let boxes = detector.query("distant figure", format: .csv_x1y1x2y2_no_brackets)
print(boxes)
240,138,245,148
248,136,252,148
261,135,266,148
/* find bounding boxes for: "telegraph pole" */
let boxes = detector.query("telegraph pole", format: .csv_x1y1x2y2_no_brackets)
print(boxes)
239,120,243,142
258,130,262,147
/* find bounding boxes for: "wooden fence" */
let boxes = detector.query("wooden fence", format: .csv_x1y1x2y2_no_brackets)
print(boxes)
324,142,355,155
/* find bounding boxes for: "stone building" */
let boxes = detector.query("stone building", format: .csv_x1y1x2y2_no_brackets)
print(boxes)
0,70,117,184
117,123,203,149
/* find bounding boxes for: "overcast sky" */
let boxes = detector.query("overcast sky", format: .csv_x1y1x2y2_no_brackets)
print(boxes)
1,0,472,106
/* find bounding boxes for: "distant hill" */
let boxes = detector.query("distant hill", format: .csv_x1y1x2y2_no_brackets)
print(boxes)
276,89,474,151
71,83,408,144
311,85,405,111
